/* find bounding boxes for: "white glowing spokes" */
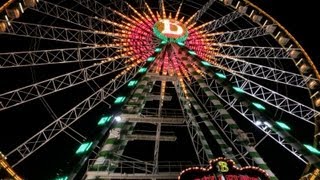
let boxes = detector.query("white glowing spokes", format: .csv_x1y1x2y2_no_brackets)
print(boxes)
100,1,221,72
98,0,225,67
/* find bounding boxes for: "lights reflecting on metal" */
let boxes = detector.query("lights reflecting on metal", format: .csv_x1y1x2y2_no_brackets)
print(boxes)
115,116,122,122
252,102,266,111
76,142,93,154
276,121,291,130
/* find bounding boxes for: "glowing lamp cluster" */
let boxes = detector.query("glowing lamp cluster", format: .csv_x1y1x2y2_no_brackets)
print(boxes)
99,1,220,69
96,1,229,96
179,157,270,180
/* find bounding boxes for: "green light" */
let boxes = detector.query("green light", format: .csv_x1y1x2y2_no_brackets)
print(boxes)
76,142,93,154
55,176,68,180
153,25,169,42
155,48,162,52
114,96,126,104
201,61,212,67
177,41,185,46
275,121,291,130
128,80,138,87
98,116,112,126
304,144,320,155
188,50,197,55
252,102,266,111
161,40,167,44
138,67,147,73
85,142,93,151
232,87,245,93
215,72,226,79
147,57,155,62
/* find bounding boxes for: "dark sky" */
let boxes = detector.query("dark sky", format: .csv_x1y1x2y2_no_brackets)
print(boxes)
251,0,320,68
0,0,320,180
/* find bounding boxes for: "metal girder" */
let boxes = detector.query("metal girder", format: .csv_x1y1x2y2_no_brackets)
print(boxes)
87,172,179,179
120,114,184,124
33,1,110,31
0,46,115,68
226,73,319,124
146,94,172,101
135,0,144,10
158,0,163,14
204,76,308,164
174,82,211,165
159,0,181,14
193,0,217,22
214,26,274,43
0,60,125,111
6,64,142,167
88,76,153,175
187,78,269,167
216,56,314,88
206,10,243,32
147,73,178,81
126,134,177,141
73,0,108,18
179,55,279,176
0,21,110,45
110,0,132,14
141,108,184,119
216,45,295,59
153,123,161,173
209,76,320,169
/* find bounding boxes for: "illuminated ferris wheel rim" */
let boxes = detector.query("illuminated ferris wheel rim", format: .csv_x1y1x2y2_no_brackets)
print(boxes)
0,0,318,154
0,0,320,179
0,0,319,80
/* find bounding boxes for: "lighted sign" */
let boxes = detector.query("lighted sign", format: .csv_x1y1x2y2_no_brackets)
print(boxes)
153,19,188,43
179,157,270,180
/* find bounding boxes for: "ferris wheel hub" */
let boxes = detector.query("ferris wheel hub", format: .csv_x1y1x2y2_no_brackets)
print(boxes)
153,19,188,43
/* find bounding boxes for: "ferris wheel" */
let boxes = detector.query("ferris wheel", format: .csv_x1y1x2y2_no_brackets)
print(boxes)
0,0,320,179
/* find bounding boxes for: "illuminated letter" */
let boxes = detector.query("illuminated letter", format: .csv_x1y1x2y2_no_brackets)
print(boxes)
160,19,183,36
216,161,229,173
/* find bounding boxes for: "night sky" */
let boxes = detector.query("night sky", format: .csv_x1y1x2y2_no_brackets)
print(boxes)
0,0,320,180
252,0,320,69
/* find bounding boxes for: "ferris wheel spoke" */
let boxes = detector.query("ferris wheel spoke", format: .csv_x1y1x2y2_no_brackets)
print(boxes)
185,89,248,164
216,56,316,88
158,0,164,15
175,81,213,164
216,45,296,59
179,55,273,169
221,71,319,124
31,0,110,31
1,0,318,178
194,76,313,165
0,21,110,45
158,0,180,15
6,64,142,167
190,0,217,22
214,25,276,43
72,0,108,19
0,46,116,68
186,78,277,177
206,10,243,32
0,60,126,111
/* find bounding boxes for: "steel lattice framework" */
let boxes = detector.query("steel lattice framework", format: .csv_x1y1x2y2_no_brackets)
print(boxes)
0,0,320,180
